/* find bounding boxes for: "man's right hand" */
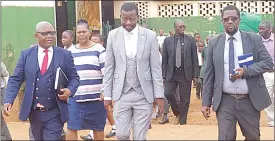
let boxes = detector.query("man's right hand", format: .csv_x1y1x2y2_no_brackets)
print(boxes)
3,103,12,116
201,106,211,120
104,100,113,110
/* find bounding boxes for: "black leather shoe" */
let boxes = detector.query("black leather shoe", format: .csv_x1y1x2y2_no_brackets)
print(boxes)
180,122,187,125
80,134,93,141
105,129,116,138
159,119,169,124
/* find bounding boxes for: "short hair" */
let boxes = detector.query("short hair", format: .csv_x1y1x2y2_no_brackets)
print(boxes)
120,2,138,15
221,5,240,18
77,19,89,29
194,33,200,37
197,40,205,46
174,19,184,27
259,21,273,30
63,30,74,39
92,34,104,42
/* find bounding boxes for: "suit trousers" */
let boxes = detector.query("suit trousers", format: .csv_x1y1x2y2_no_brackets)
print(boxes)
164,75,192,124
29,108,64,140
113,89,153,140
216,94,260,140
263,72,274,127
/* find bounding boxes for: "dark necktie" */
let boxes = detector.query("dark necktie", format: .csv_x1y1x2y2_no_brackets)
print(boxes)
176,37,181,68
229,37,235,82
41,50,49,75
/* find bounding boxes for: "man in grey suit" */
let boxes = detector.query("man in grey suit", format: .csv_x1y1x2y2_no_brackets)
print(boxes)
162,19,199,125
103,2,164,140
201,5,273,140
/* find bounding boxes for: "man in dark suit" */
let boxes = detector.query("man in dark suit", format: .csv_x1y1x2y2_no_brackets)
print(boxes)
162,19,199,125
201,5,273,140
3,21,80,140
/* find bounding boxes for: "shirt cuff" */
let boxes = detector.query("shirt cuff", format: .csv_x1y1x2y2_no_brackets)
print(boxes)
104,97,112,100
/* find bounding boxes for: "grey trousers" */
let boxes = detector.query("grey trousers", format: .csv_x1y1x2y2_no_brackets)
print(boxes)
113,89,153,140
1,88,12,141
216,94,260,140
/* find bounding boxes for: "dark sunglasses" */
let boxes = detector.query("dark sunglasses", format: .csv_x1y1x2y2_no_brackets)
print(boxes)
36,31,56,36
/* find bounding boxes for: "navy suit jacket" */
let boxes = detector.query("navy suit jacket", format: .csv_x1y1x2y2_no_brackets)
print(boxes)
4,46,80,123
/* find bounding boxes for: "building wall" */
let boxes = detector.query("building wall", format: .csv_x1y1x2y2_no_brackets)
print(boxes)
113,1,274,39
1,2,55,74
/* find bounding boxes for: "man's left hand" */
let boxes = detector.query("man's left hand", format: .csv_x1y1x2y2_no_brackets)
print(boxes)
58,88,71,101
155,98,164,114
231,68,244,80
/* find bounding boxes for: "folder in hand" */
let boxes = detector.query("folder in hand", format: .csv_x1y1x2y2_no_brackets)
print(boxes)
54,67,69,95
238,53,254,67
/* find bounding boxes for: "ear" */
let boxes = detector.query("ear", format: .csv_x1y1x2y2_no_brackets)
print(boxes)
34,33,39,39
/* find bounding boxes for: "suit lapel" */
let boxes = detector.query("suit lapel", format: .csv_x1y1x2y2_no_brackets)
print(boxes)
241,32,252,55
28,46,39,77
137,26,146,65
183,34,188,59
171,35,176,63
118,27,126,62
53,46,60,78
217,34,226,74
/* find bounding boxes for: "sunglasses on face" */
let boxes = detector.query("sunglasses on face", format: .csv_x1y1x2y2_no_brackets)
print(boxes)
222,17,239,23
36,31,56,36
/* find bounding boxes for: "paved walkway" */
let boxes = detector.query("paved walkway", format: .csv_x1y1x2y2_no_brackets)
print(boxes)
6,122,274,140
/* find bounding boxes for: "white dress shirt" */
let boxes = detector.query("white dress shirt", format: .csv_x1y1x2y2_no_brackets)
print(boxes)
197,50,203,66
157,35,166,49
38,46,53,70
222,30,249,94
124,25,139,58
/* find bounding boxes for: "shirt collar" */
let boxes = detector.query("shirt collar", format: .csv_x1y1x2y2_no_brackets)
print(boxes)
38,45,53,54
65,44,74,49
124,24,139,36
225,29,241,41
261,33,274,42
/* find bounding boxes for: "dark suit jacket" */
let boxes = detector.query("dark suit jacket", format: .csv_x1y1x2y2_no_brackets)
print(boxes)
202,31,273,112
4,46,80,123
162,34,199,81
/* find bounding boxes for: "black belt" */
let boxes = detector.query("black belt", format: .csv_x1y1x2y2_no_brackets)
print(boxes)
224,93,249,99
174,67,184,71
36,107,51,112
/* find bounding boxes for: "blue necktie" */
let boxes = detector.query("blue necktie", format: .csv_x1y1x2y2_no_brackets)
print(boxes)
229,36,235,82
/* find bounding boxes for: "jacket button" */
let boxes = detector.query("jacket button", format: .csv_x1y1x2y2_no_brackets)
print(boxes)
48,89,51,91
37,78,39,81
32,83,34,85
36,97,38,99
48,98,50,99
48,79,51,81
36,88,38,90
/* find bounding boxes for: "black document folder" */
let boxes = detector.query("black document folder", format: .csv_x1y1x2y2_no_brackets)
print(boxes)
54,67,69,94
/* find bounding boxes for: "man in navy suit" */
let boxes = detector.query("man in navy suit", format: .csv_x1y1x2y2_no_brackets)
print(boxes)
3,21,80,140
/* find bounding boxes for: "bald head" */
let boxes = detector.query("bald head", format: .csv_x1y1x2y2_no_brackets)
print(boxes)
36,21,53,32
35,21,56,49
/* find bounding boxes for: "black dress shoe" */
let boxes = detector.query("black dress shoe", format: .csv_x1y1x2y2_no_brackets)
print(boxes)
105,129,116,138
159,119,169,124
180,122,187,125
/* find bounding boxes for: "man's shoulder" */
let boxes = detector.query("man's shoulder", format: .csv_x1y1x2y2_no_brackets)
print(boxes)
109,27,121,36
241,31,261,40
55,46,71,55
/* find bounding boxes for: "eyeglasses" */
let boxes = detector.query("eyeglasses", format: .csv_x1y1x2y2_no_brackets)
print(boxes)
222,17,239,23
36,31,56,36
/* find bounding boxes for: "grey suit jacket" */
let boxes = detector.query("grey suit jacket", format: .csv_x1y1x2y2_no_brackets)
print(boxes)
103,26,164,103
162,34,199,81
202,31,273,112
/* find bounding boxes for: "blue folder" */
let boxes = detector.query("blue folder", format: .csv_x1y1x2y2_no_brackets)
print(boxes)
238,53,254,67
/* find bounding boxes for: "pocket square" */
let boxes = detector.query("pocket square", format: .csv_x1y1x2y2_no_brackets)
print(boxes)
238,53,254,67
